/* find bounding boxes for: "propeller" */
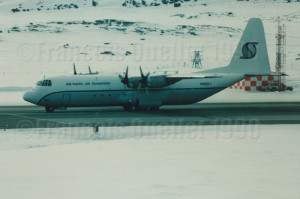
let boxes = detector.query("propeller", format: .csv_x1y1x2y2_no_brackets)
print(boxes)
73,63,77,75
88,66,92,74
138,66,150,95
119,66,150,94
119,66,129,89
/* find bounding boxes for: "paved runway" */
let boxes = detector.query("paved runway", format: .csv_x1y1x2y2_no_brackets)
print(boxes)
1,102,300,129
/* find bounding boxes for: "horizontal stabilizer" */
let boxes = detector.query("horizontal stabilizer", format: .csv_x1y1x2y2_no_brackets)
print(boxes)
245,73,288,77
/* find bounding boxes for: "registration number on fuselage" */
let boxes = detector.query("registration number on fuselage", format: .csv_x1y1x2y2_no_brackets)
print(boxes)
200,82,212,86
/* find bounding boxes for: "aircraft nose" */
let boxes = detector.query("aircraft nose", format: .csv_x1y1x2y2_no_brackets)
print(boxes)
23,91,38,104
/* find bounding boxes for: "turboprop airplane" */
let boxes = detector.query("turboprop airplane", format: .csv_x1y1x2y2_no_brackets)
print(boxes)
24,18,275,113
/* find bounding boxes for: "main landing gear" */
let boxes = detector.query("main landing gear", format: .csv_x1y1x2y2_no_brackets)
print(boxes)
122,104,160,112
45,106,55,113
123,104,133,111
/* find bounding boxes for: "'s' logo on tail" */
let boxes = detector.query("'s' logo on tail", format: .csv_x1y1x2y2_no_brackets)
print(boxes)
240,42,258,59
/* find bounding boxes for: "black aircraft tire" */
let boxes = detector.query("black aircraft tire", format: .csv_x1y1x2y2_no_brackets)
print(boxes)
123,105,133,111
134,105,148,112
149,106,160,111
45,106,55,113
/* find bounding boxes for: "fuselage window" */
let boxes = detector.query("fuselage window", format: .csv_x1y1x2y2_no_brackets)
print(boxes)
45,80,52,86
36,81,42,86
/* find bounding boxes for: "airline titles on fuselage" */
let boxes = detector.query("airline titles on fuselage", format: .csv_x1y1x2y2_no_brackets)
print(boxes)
66,82,111,86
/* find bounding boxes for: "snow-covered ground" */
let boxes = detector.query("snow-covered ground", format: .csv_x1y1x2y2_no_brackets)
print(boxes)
1,125,300,199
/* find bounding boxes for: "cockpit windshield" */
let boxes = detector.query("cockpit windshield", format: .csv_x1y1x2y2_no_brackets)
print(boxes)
36,80,52,87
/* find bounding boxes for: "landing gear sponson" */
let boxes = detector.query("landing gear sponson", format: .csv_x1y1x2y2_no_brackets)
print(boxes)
122,104,160,112
45,105,159,113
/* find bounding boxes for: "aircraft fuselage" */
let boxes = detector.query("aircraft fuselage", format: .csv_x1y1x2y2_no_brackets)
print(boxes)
23,73,245,111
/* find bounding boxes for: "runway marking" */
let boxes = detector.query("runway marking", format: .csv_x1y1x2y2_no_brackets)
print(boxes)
6,113,44,121
2,103,300,129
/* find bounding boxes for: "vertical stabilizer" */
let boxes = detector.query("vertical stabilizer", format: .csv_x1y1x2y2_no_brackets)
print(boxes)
202,18,271,75
228,18,271,74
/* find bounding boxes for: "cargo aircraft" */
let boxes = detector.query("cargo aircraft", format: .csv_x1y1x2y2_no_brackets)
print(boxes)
24,18,275,113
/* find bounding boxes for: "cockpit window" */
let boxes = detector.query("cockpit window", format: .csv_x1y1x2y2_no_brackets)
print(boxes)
36,80,52,87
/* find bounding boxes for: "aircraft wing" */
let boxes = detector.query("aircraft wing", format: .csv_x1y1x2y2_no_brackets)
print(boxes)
165,74,222,81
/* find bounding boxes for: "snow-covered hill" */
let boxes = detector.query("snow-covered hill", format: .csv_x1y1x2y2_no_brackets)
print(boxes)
0,0,300,101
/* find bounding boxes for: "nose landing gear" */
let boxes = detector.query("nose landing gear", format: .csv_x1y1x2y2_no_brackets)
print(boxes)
45,106,55,113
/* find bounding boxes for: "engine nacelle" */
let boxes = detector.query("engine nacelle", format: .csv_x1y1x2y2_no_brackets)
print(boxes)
147,75,168,88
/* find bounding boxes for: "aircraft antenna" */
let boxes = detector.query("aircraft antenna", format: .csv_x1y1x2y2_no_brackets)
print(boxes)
73,63,77,75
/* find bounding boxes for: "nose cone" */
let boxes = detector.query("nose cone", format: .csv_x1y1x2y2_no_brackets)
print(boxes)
23,91,38,104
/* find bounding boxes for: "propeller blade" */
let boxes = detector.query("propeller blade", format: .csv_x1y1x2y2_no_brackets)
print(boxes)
88,66,92,74
145,72,150,78
121,79,128,85
120,66,130,87
138,66,151,94
73,63,77,75
128,82,134,88
145,87,149,95
137,82,142,90
125,66,128,78
139,66,144,78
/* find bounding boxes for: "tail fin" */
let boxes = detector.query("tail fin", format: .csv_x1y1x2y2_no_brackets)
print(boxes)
228,18,271,75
